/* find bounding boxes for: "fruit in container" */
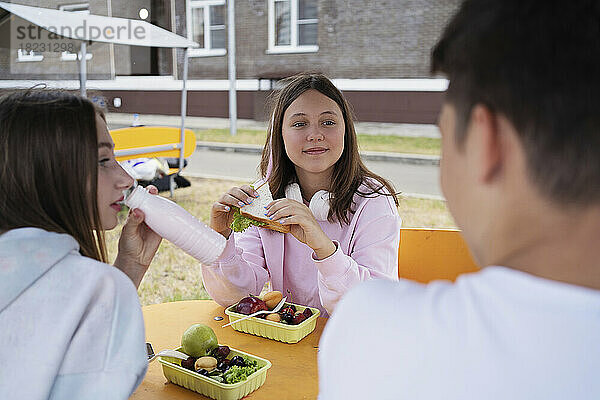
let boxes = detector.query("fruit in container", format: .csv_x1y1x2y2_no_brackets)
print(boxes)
266,313,281,322
181,324,219,357
280,305,296,315
235,296,268,315
280,311,295,324
302,308,313,318
263,291,283,309
217,359,231,371
230,355,246,367
292,312,307,325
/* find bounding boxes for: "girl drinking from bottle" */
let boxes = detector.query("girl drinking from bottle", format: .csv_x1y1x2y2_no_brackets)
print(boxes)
0,90,161,399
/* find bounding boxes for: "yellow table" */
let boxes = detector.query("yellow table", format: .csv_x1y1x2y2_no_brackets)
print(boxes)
131,300,327,399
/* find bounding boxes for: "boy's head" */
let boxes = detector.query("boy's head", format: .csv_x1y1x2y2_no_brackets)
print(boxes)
432,0,600,262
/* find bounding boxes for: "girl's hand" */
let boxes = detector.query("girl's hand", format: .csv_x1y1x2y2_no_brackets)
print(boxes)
266,199,336,260
114,185,163,288
210,184,259,238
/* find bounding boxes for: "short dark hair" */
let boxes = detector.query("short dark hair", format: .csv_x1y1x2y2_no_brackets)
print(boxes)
0,89,108,262
260,72,398,224
432,0,600,205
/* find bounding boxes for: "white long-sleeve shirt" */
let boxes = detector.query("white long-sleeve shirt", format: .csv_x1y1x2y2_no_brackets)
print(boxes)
0,228,148,399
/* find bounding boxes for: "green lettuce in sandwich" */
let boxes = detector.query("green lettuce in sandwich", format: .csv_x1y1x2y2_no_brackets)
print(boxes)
230,207,267,232
229,182,290,233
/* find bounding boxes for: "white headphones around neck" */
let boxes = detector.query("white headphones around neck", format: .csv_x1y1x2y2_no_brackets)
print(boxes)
284,183,331,221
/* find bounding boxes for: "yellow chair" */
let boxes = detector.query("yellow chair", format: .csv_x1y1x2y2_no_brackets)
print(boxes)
398,228,480,283
110,126,196,176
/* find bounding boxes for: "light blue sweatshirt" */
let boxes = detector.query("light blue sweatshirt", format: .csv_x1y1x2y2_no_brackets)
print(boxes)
0,228,147,399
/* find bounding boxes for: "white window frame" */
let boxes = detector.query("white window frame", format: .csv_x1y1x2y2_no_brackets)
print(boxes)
186,0,227,57
60,51,93,61
59,3,93,62
16,49,44,62
267,0,318,54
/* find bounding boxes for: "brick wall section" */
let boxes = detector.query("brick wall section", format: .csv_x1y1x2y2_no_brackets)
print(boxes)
1,0,459,80
181,0,461,79
0,0,458,123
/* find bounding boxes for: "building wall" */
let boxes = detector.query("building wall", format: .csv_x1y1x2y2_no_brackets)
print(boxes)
98,88,443,124
179,0,461,80
0,0,458,123
111,0,173,76
1,0,459,79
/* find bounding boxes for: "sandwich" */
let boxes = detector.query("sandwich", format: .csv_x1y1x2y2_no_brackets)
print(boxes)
231,181,291,233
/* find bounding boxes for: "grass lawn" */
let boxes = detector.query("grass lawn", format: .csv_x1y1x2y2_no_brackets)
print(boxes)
194,128,441,156
105,177,455,306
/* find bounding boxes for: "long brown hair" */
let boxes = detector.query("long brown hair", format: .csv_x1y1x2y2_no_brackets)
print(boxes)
260,73,399,225
0,89,108,262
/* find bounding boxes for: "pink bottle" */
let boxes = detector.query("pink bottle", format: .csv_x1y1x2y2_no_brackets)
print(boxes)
124,186,226,264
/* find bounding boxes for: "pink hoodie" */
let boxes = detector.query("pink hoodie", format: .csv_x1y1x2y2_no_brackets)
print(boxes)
201,179,401,316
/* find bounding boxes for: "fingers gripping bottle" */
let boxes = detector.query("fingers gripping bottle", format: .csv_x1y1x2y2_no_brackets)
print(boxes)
124,186,226,264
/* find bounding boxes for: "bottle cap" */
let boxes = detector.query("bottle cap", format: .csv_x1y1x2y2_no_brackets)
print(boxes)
119,180,138,206
123,185,147,209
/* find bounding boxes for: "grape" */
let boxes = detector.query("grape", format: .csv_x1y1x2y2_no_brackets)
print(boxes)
217,359,231,371
230,355,246,367
280,311,295,324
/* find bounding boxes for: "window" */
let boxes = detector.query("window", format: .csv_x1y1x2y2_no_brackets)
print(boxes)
59,3,93,62
268,0,318,53
187,0,227,57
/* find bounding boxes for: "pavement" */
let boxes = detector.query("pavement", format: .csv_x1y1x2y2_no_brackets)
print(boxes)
195,141,439,166
187,148,443,199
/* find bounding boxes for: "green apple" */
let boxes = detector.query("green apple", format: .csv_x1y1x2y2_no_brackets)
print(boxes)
181,324,218,358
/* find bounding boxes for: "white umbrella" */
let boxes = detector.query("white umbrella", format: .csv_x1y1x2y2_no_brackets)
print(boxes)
0,1,200,185
0,1,197,47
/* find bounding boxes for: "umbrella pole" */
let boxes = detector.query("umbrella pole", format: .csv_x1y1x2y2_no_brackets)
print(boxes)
173,47,189,197
228,0,237,136
79,41,87,98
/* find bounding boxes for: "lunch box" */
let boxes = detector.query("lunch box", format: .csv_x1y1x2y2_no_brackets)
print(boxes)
158,346,272,400
224,302,321,343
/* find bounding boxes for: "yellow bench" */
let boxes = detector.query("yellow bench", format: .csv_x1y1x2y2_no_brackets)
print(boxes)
110,126,196,176
398,228,480,283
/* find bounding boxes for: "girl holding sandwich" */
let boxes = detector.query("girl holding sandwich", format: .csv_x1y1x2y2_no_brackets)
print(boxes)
204,73,401,316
